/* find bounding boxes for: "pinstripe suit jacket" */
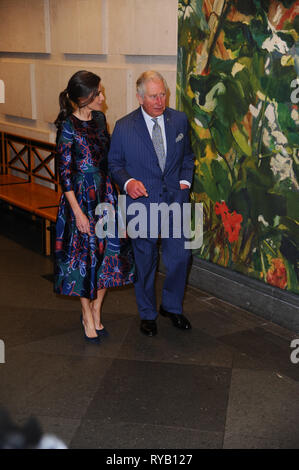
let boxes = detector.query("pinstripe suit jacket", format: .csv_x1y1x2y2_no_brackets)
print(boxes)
108,106,194,206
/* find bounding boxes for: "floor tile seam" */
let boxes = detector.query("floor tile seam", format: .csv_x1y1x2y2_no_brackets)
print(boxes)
211,328,264,360
13,412,81,424
4,329,81,346
206,292,299,322
223,352,297,375
254,325,299,342
15,408,95,424
78,387,112,424
16,369,110,409
0,273,53,280
258,327,299,342
222,430,298,448
212,341,292,373
5,330,290,367
184,281,212,293
192,302,267,328
199,297,262,318
210,326,261,340
199,294,253,311
0,307,136,320
94,356,233,372
227,367,299,385
216,328,298,359
110,357,234,369
216,325,264,342
74,417,226,435
7,377,68,404
184,290,215,301
222,366,235,450
5,347,121,362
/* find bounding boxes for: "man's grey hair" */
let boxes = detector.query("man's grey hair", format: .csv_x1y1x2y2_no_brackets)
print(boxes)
136,71,169,99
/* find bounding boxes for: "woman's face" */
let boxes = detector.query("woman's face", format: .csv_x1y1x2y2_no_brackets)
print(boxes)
81,83,105,112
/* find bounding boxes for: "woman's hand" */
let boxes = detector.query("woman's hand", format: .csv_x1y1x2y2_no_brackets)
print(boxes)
75,211,92,236
63,191,92,236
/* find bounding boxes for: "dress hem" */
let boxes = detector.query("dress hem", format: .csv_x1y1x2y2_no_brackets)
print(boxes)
54,276,136,300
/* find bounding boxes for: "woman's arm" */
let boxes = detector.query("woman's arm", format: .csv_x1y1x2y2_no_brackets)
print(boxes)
64,191,91,235
57,120,91,235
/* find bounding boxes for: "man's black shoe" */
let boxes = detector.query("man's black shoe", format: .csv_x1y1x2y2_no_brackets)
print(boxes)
159,306,192,330
140,320,157,337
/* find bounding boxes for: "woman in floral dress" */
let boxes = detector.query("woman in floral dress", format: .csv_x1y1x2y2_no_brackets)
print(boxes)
54,70,135,344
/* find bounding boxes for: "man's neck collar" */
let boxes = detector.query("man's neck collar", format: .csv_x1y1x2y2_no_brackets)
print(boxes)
140,106,164,120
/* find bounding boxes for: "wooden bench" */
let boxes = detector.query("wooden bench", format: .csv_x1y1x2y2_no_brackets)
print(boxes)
0,131,61,255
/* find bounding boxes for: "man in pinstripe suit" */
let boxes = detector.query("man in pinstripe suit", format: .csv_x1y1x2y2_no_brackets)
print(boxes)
108,71,194,336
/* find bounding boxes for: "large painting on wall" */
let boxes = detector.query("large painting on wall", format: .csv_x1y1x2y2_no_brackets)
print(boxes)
177,0,299,294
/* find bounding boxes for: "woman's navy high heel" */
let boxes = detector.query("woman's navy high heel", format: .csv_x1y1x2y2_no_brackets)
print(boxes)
96,327,109,338
80,315,101,344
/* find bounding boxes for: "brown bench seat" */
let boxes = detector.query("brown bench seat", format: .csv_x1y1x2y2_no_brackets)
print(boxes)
0,181,60,213
0,174,28,185
34,205,61,223
0,131,61,255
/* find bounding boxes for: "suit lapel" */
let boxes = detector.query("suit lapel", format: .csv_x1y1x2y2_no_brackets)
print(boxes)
164,108,176,171
133,107,156,155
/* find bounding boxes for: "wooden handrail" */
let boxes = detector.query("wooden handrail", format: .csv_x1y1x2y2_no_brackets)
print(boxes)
0,131,59,191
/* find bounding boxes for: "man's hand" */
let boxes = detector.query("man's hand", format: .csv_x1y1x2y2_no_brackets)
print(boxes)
126,179,148,199
180,183,189,190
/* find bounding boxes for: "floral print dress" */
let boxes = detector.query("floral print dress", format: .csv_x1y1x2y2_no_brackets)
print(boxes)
54,111,135,299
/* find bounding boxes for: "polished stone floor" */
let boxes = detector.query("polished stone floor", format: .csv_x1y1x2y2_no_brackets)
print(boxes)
0,227,299,449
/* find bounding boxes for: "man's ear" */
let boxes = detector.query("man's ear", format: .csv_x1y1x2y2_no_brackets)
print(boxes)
136,93,143,106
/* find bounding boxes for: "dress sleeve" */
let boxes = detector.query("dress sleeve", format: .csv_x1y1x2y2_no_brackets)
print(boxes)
56,120,74,192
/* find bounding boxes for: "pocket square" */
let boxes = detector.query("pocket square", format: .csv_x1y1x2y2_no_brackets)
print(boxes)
175,133,184,143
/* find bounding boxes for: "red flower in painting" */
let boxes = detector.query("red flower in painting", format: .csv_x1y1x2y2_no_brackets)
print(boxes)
201,65,211,76
266,258,287,290
215,201,243,243
276,4,299,30
215,201,229,218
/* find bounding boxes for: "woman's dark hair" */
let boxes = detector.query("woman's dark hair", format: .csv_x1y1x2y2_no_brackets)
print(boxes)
54,70,101,130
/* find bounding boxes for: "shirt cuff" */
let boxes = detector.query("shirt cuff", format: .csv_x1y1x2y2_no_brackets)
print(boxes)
179,180,191,188
124,178,134,192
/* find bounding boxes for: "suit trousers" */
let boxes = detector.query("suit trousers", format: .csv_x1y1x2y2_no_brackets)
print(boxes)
130,193,191,320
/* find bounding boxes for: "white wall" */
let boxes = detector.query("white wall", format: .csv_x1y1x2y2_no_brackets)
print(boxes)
0,0,178,141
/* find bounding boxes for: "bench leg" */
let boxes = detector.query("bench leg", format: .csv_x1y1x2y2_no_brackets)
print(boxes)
43,220,51,256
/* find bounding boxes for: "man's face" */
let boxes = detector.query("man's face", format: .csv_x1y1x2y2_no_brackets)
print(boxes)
137,79,167,118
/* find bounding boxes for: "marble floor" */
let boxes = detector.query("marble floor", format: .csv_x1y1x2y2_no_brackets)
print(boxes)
0,218,299,449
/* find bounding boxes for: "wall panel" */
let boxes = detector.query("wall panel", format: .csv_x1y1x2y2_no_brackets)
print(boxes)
0,0,50,53
0,0,178,137
108,0,178,55
0,62,36,119
50,0,106,54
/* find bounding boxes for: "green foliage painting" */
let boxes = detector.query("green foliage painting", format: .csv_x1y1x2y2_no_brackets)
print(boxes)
177,0,299,294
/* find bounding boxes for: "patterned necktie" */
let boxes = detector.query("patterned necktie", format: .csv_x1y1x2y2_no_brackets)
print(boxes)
151,118,166,172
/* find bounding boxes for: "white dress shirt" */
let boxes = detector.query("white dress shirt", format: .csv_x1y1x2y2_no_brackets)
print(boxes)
141,106,167,155
124,106,191,191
